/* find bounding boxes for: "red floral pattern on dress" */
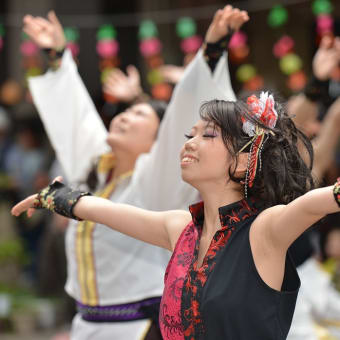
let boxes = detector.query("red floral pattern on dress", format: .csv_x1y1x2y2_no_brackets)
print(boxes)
159,199,259,340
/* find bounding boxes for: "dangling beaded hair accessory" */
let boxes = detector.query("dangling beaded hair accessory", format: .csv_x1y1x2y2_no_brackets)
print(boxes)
238,92,278,198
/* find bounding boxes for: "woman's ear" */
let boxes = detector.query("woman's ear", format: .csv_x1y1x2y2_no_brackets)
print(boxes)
234,152,248,178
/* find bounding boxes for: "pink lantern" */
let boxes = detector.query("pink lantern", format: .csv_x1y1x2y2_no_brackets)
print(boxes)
20,41,39,56
96,39,119,58
0,37,3,50
180,35,202,54
139,38,162,57
316,14,333,34
229,31,247,49
66,42,80,57
273,35,294,58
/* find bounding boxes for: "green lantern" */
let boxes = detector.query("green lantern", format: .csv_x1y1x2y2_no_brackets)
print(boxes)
97,24,116,40
139,20,158,40
312,0,333,15
25,67,42,78
64,27,79,42
147,69,163,85
236,64,256,83
268,5,288,28
176,17,196,38
0,24,4,37
21,31,30,41
279,53,302,75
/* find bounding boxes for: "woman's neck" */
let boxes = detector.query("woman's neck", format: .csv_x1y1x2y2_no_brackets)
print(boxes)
199,182,244,236
111,150,137,180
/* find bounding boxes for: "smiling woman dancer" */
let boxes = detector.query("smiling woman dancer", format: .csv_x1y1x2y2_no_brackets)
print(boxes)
12,91,340,339
21,5,247,340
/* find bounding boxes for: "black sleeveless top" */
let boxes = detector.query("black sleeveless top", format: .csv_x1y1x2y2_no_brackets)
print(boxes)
200,209,301,340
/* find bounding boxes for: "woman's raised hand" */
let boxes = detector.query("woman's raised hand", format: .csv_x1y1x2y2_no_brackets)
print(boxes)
205,5,249,43
313,36,340,81
103,65,143,102
23,10,66,50
11,176,63,218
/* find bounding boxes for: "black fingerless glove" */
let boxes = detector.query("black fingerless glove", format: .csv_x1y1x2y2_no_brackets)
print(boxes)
333,177,340,208
303,75,332,106
203,29,234,73
33,181,91,220
42,48,65,70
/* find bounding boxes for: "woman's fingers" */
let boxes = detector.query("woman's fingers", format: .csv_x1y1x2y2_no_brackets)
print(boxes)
27,208,36,218
48,10,63,29
52,176,63,184
11,194,38,217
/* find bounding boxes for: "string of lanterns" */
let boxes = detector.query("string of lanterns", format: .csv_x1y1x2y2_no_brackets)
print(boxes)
138,19,172,101
231,30,264,92
176,17,202,64
96,24,120,103
268,4,306,92
4,1,336,98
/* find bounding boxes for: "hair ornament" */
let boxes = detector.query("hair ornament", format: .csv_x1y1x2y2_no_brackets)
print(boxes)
239,92,278,197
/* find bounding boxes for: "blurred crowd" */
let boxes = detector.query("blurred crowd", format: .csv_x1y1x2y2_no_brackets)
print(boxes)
0,6,339,340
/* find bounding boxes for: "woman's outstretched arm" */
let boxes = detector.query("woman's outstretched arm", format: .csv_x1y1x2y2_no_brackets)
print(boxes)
11,181,191,251
257,184,340,251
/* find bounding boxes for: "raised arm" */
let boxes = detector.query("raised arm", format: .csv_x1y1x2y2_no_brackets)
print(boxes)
24,12,110,185
11,180,191,251
257,183,340,252
127,6,248,211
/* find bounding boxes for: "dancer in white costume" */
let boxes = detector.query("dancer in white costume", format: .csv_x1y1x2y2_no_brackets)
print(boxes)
287,214,340,340
23,6,247,339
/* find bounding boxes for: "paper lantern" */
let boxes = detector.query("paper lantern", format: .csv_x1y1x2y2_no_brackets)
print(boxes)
151,83,173,101
96,40,119,58
316,14,333,34
287,71,307,91
139,20,158,40
99,57,120,71
180,35,202,54
273,35,294,58
312,0,333,15
176,17,196,39
229,31,247,49
244,75,264,91
100,67,114,83
22,56,41,69
146,55,164,69
229,45,250,64
268,5,288,28
0,37,3,50
25,67,42,78
280,53,302,75
64,27,79,42
66,42,79,57
140,38,162,57
147,69,163,85
97,24,116,40
21,32,30,41
236,64,257,83
20,41,39,56
103,92,119,104
0,24,4,37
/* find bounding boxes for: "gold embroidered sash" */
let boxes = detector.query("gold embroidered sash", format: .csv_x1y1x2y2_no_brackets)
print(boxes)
76,170,133,305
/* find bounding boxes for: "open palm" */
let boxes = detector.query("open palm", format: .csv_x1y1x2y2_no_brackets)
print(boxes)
23,11,65,50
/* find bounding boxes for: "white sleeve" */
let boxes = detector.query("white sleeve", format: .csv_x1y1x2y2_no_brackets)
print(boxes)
313,282,340,321
28,49,110,185
127,50,236,211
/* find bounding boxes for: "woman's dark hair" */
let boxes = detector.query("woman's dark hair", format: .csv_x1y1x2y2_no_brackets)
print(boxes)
199,94,315,207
